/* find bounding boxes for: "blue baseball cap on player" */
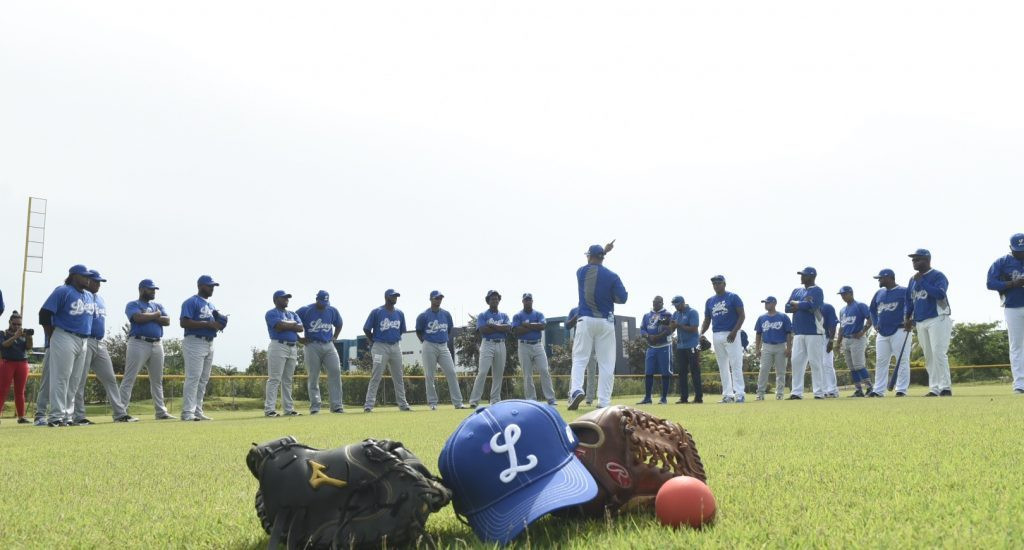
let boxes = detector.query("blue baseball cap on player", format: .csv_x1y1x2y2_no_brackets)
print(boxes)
68,264,90,276
761,296,777,303
838,286,854,295
873,269,895,279
522,293,533,300
272,290,292,300
384,288,400,298
429,290,444,299
671,295,685,305
585,244,605,257
438,400,598,544
316,290,330,303
908,249,931,258
197,275,219,287
486,290,501,301
797,267,817,276
710,274,726,283
1010,233,1024,252
87,270,107,282
139,279,159,290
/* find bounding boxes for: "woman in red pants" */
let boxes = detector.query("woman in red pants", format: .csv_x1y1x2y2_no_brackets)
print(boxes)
1,311,34,424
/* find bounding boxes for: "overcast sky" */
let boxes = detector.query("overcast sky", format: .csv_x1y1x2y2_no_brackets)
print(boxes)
1,1,1021,370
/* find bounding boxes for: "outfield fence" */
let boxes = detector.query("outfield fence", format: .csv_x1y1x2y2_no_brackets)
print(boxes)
3,364,1013,412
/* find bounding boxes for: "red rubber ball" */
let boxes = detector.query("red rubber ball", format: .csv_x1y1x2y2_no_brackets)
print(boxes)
655,475,717,528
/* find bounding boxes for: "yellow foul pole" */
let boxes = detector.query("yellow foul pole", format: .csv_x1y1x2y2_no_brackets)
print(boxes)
20,197,31,314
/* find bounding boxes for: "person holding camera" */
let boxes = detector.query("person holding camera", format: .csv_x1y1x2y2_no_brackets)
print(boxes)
638,296,673,404
1,312,34,424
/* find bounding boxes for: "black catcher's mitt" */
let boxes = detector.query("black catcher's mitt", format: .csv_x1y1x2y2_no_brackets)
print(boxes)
247,436,451,549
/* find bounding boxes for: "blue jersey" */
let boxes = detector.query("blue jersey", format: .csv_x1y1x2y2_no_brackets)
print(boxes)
181,295,220,339
869,287,906,337
41,284,94,336
90,294,108,339
704,292,743,333
125,300,167,339
416,308,454,344
363,307,406,344
296,304,342,343
987,254,1024,308
512,310,546,341
266,308,301,342
839,301,871,337
907,270,951,322
821,303,839,338
641,309,672,348
672,307,700,349
755,313,792,345
576,264,628,319
786,286,824,335
477,310,510,341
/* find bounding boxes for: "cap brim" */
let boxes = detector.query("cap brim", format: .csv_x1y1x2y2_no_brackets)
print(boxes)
466,456,597,544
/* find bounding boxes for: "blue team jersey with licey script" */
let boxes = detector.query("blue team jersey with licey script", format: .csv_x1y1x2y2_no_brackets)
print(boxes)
987,255,1024,308
869,286,907,337
416,308,454,344
364,307,406,343
42,284,94,335
755,313,792,344
906,270,950,322
840,301,871,337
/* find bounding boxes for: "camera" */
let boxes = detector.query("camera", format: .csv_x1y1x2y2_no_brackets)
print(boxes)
24,328,34,336
658,317,672,326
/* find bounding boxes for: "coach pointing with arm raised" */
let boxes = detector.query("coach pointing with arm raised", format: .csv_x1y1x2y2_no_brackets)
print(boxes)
567,241,627,410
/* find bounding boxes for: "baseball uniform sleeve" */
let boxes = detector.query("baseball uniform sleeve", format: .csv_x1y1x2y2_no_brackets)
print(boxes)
987,258,1011,292
363,309,377,333
333,307,343,328
398,311,407,333
754,315,765,334
266,309,282,331
917,272,949,300
41,287,65,314
782,315,793,333
612,274,628,304
180,298,197,320
415,311,427,333
125,300,142,319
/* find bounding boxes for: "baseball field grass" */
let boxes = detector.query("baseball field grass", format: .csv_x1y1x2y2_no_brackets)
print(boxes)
2,383,1022,549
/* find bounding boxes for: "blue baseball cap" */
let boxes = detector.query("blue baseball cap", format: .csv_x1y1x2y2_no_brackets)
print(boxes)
797,267,817,276
585,244,605,257
908,248,931,258
439,400,598,544
710,274,726,283
197,275,219,287
671,295,685,305
272,290,291,300
384,288,400,298
316,290,330,303
522,293,533,300
68,264,90,276
1010,233,1024,252
761,296,777,303
429,290,444,299
486,290,501,301
87,270,107,282
838,285,854,295
873,269,895,279
139,279,159,290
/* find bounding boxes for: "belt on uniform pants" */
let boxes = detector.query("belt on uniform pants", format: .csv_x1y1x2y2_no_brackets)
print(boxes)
519,339,540,344
58,328,91,339
189,335,215,342
484,338,505,343
275,340,297,346
133,336,161,343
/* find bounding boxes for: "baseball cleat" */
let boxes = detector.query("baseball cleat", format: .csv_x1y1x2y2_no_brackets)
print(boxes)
155,413,174,420
114,415,139,423
331,408,345,414
363,407,373,413
924,392,939,397
1015,389,1024,394
283,411,301,416
636,399,653,405
567,390,585,411
939,389,952,397
787,395,802,400
309,410,319,415
896,392,907,397
265,411,280,417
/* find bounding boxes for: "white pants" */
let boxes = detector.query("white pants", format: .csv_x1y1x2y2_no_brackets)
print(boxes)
791,334,825,397
1005,307,1024,391
570,317,616,407
823,343,837,396
712,332,744,398
916,315,952,393
873,329,912,395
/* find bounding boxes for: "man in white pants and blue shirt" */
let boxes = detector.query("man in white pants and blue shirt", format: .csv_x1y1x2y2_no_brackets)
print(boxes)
785,267,825,400
121,279,173,418
566,308,598,405
986,233,1024,394
265,290,304,417
513,293,557,406
362,289,412,412
869,269,911,397
39,264,95,426
415,290,465,410
905,249,953,397
469,290,512,408
179,275,227,421
296,290,344,414
700,275,746,403
568,242,627,410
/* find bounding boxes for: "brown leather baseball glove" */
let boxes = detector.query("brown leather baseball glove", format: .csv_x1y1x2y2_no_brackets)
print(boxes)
566,406,706,517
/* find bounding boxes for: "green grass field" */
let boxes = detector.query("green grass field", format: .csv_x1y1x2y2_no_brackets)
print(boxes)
2,384,1022,549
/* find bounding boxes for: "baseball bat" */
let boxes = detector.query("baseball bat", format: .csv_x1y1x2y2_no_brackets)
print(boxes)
887,329,911,391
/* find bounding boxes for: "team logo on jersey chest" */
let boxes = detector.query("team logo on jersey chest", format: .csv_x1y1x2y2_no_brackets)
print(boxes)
711,302,729,316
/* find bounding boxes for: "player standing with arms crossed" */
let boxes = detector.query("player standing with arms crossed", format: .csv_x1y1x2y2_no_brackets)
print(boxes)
469,290,511,408
514,293,557,406
905,249,953,397
296,290,344,414
638,296,673,405
264,290,304,417
869,269,911,397
567,242,627,410
700,275,746,403
986,233,1024,394
786,267,825,400
121,279,173,419
179,275,227,421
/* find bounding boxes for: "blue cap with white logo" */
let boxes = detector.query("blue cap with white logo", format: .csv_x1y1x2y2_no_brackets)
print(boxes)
838,285,854,295
138,279,159,290
272,290,291,300
671,295,685,305
316,290,330,303
429,290,444,299
87,270,107,282
384,288,400,298
438,400,598,544
1011,233,1024,252
873,269,895,279
908,248,931,258
761,296,777,303
197,275,219,287
797,267,817,276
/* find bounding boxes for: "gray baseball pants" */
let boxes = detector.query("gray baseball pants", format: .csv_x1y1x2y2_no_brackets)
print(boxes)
120,338,168,417
421,341,463,407
47,327,89,423
842,337,868,370
470,339,507,406
518,341,555,402
757,343,788,398
363,341,409,409
34,350,50,420
305,341,343,413
74,338,128,421
265,341,298,414
181,335,214,420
